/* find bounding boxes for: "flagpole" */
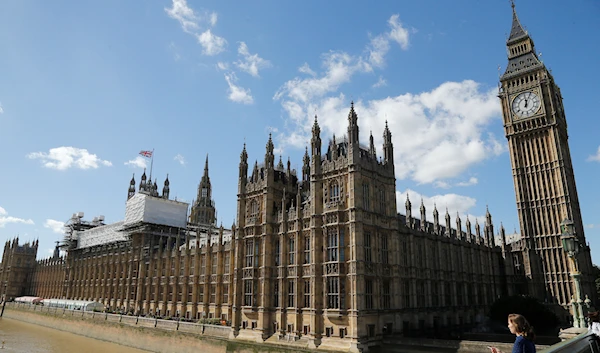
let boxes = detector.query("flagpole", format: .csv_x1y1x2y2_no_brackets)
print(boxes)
149,148,155,183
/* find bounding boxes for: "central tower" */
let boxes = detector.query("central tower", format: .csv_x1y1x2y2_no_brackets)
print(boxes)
498,3,594,306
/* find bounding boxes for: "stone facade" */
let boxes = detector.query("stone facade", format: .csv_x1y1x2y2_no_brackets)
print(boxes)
228,105,510,352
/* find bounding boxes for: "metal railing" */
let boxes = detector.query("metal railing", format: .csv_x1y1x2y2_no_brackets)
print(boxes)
540,332,600,353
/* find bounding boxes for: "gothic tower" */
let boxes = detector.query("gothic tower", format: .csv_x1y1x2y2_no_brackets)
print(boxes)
498,3,594,306
189,155,216,226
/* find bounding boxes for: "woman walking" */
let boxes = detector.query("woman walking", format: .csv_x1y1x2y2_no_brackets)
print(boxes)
489,313,536,353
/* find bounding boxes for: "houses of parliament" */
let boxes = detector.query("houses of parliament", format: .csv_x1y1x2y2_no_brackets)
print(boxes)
0,4,595,352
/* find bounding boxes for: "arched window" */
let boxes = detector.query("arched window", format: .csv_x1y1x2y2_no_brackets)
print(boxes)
250,199,259,217
329,182,340,202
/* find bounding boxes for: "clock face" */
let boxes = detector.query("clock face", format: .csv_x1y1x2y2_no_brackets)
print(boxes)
511,91,541,119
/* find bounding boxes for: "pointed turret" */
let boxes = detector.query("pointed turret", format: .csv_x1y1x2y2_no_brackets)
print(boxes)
239,143,248,192
139,169,147,192
501,1,542,79
128,173,136,200
445,208,451,237
265,133,275,170
507,1,527,45
433,203,440,235
302,147,310,183
466,215,472,242
420,198,427,231
347,101,359,145
190,155,216,226
162,174,170,199
383,121,394,165
277,155,284,171
405,194,412,227
311,115,321,157
369,131,376,158
456,212,463,240
475,219,482,245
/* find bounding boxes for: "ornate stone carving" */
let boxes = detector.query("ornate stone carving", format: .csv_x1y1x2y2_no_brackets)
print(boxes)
325,263,339,275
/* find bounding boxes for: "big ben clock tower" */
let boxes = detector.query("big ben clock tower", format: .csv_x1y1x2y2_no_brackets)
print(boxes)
499,3,595,307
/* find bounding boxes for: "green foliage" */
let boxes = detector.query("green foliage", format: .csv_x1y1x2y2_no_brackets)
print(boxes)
489,295,559,334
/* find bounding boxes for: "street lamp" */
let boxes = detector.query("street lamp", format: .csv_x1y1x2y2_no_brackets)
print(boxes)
560,218,586,328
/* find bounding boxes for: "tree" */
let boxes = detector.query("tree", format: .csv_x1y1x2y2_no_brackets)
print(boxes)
489,295,559,334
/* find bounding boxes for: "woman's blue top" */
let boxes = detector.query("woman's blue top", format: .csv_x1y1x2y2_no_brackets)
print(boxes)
513,335,536,353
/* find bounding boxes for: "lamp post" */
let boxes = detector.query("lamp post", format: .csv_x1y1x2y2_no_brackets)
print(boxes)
560,218,586,328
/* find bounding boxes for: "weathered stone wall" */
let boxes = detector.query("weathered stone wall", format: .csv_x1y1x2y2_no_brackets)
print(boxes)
3,303,319,353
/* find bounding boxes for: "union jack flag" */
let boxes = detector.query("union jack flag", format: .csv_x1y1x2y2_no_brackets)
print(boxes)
139,150,153,158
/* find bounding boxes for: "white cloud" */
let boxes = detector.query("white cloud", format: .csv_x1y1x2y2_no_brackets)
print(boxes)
456,177,478,187
174,154,186,165
216,62,229,70
165,0,227,56
367,33,390,68
224,72,254,104
209,12,218,27
124,156,148,169
298,63,316,77
197,29,227,56
234,42,271,77
165,0,200,34
0,207,34,228
274,79,502,184
372,76,387,88
366,14,412,68
396,189,486,227
44,219,65,234
587,146,600,162
27,147,112,170
436,177,479,188
0,102,4,114
388,14,410,50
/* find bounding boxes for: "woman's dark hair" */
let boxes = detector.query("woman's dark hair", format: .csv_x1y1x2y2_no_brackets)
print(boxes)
508,313,536,341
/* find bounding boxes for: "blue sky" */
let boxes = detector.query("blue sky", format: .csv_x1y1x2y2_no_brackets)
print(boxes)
1,0,599,262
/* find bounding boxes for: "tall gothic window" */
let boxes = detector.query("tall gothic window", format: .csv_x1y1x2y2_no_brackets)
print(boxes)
254,239,260,267
274,239,280,266
273,281,279,307
244,280,253,306
304,280,311,308
210,284,216,303
403,280,411,308
222,284,229,304
432,282,439,307
245,240,254,268
364,232,372,263
365,279,374,309
327,277,340,309
250,200,259,217
201,187,208,198
288,280,295,308
381,234,388,264
289,236,295,265
382,280,391,309
445,282,452,307
211,253,217,274
327,228,338,262
329,182,340,203
224,252,230,274
362,183,370,210
304,235,310,264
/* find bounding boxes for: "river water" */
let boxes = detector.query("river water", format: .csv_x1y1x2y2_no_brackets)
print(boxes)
0,317,150,353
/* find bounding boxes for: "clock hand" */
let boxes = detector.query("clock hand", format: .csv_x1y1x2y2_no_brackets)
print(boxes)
524,99,528,108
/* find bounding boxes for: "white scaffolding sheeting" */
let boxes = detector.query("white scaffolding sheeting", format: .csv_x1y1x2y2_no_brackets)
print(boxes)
76,221,126,249
124,193,188,228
